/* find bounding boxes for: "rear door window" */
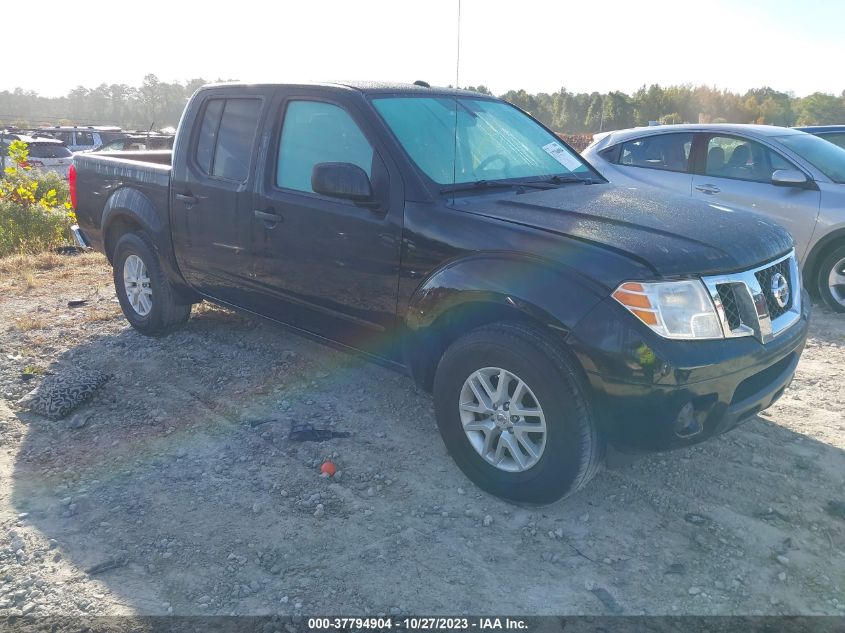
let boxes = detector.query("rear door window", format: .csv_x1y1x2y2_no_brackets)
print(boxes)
196,99,224,173
618,133,693,173
212,100,262,181
194,98,261,181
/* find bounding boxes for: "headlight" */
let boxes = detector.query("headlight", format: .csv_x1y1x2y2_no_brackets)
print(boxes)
612,280,723,340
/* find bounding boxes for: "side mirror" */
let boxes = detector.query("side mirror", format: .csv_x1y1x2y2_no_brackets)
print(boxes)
771,169,810,187
311,162,374,204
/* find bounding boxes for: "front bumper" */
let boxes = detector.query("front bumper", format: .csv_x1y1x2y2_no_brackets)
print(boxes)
567,289,811,452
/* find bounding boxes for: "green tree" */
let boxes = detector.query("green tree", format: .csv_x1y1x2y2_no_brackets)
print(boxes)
601,91,634,131
463,85,492,95
797,92,845,125
633,84,665,125
660,112,683,125
500,89,538,117
584,93,604,132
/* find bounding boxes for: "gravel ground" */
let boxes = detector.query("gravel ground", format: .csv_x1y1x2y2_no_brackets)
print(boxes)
1,252,844,617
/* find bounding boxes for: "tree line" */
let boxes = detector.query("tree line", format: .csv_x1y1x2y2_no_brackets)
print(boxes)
2,75,844,133
487,85,845,133
0,75,228,131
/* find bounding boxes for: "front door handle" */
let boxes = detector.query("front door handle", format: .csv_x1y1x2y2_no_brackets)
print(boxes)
695,184,721,195
254,209,283,226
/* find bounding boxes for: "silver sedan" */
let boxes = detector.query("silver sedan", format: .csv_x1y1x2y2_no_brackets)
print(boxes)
583,124,845,312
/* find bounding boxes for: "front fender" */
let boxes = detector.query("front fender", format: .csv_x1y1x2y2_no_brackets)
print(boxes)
406,252,606,335
402,252,607,389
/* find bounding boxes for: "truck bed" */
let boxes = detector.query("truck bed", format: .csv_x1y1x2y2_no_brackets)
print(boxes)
88,149,173,166
73,150,174,256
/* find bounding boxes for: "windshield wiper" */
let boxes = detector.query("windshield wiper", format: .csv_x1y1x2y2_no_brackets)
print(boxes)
440,179,556,195
541,174,599,185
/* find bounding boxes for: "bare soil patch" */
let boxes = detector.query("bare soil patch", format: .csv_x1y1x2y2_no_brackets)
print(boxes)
1,253,844,616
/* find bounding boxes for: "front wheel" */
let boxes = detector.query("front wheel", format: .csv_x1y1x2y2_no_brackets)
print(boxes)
113,231,192,335
817,244,845,313
433,322,604,504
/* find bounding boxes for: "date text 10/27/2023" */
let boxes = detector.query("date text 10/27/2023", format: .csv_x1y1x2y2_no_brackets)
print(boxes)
307,617,529,631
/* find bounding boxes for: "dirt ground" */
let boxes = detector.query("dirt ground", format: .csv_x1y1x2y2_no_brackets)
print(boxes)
1,252,844,617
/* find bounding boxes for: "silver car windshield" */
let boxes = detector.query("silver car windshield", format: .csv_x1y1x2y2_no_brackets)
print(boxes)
774,133,845,184
372,96,593,185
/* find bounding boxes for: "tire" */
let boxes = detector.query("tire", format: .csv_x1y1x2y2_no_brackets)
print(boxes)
817,244,845,313
433,321,604,504
113,231,192,335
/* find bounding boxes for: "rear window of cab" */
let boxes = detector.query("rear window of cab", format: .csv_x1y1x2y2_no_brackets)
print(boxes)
28,143,73,159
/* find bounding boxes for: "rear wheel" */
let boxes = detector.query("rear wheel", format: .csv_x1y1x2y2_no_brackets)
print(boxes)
433,321,604,504
113,231,192,335
817,244,845,313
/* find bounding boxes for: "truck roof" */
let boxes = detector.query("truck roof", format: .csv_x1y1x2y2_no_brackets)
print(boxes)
198,80,493,99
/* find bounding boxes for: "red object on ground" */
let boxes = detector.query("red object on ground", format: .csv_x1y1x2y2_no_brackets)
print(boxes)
320,461,337,477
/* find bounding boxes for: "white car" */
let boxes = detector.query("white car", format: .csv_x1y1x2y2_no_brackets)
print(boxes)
35,126,123,152
1,134,73,178
583,124,845,312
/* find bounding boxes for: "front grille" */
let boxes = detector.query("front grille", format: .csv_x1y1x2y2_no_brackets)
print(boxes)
755,259,793,319
702,251,800,344
717,284,742,330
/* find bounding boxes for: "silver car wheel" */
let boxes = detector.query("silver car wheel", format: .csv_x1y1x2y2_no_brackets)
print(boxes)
828,257,845,307
123,254,153,316
459,367,547,473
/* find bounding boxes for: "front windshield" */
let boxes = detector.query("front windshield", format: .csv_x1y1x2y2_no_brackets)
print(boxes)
774,133,845,184
372,96,593,186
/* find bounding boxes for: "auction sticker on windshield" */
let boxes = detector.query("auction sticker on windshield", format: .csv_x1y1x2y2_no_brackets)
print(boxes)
542,142,582,171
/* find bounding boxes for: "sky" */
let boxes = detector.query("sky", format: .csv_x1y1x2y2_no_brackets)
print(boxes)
5,0,844,98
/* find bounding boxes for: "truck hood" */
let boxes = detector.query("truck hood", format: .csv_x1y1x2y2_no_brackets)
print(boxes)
452,183,794,277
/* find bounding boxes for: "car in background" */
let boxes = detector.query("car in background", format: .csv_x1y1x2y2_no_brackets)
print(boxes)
35,126,123,152
0,133,73,178
795,125,845,151
91,133,175,152
583,124,845,312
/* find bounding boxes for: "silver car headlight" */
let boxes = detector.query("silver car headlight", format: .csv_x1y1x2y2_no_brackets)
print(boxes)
612,280,723,340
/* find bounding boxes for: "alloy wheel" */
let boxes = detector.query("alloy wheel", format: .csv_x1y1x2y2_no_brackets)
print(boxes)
123,254,153,316
828,256,845,307
459,367,547,473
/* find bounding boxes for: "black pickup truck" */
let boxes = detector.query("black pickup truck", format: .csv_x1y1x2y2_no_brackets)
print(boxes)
71,82,810,503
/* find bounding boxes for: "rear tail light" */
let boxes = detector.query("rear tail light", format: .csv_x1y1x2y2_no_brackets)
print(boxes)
21,160,44,168
68,163,77,208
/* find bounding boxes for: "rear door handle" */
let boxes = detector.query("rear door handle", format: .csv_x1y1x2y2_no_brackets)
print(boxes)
176,193,199,205
695,184,721,195
254,209,283,226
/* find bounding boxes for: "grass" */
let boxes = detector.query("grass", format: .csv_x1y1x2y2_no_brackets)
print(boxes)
0,251,109,292
81,304,122,324
21,270,37,289
0,251,106,274
0,252,64,274
13,315,47,331
21,365,45,378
